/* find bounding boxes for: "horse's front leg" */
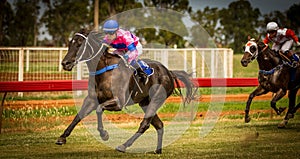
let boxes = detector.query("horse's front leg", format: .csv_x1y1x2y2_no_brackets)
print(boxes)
94,97,123,140
56,96,97,145
96,106,109,141
245,86,268,123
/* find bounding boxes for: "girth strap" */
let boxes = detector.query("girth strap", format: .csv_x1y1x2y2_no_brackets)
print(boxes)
89,64,119,76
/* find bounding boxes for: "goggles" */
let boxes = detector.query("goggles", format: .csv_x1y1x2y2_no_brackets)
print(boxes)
267,30,277,34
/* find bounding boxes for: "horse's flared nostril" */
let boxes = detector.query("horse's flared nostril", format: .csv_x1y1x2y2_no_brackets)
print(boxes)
241,60,248,67
61,60,73,71
61,61,66,66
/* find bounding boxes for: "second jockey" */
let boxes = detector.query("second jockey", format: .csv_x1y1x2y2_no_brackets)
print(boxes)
263,21,300,67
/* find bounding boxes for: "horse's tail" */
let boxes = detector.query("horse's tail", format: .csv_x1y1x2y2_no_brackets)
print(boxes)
170,70,198,104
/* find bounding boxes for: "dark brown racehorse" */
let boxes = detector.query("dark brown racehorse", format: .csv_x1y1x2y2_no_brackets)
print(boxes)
241,38,300,128
56,29,196,153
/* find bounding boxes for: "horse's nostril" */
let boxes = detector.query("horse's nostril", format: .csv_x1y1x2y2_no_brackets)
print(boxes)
241,60,248,67
61,61,70,66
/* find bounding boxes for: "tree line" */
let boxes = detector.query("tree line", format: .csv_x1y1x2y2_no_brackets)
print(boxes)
1,0,300,53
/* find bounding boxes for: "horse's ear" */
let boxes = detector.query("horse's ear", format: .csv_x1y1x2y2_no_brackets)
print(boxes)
79,28,85,33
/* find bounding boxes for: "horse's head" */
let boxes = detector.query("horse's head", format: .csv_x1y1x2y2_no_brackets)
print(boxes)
241,38,259,67
241,37,268,67
61,29,90,71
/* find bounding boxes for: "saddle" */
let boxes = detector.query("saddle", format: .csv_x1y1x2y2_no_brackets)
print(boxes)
277,50,299,81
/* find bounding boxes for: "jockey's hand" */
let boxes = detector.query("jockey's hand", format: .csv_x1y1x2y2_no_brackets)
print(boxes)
296,41,300,47
107,47,117,54
123,54,129,60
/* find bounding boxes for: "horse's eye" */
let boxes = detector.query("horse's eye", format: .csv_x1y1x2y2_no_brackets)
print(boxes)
250,46,256,53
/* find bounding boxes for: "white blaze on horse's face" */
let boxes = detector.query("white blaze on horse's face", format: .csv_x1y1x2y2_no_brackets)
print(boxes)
244,40,258,59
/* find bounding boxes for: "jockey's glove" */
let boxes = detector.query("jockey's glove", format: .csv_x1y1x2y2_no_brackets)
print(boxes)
123,54,129,60
296,41,300,47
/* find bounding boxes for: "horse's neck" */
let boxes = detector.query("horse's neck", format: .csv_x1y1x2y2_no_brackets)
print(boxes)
257,50,280,70
86,59,98,72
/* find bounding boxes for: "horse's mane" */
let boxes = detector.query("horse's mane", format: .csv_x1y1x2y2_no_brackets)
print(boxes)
254,40,279,58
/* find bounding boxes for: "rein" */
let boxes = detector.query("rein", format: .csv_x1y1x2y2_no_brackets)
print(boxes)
261,44,268,53
74,32,108,64
74,31,144,94
258,45,284,75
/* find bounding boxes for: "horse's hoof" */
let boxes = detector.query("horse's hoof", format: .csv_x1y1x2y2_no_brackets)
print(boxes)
277,120,288,129
278,107,287,115
116,145,126,153
100,130,109,141
155,149,162,154
145,149,162,154
245,116,251,123
56,137,66,145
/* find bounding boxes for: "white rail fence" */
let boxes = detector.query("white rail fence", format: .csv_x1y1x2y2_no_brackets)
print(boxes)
0,47,233,82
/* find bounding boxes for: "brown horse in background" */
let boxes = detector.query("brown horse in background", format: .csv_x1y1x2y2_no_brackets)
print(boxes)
241,38,300,128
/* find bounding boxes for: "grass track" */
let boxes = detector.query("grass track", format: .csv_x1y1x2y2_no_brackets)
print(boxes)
1,116,300,159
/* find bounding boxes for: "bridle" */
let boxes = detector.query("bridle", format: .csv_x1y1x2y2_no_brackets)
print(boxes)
74,33,87,40
74,31,107,64
244,40,268,61
72,31,143,94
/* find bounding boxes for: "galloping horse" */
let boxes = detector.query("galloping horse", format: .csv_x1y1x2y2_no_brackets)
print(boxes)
56,29,196,153
241,37,300,128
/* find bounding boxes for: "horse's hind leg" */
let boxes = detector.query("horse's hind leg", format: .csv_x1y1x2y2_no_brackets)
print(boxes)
150,114,164,154
56,96,97,145
270,89,287,115
278,89,299,128
115,117,152,153
292,102,300,114
140,102,164,154
116,113,164,153
115,115,164,154
116,85,166,153
287,89,298,119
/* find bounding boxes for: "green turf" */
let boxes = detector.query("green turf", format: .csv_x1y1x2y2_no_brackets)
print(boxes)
1,117,300,159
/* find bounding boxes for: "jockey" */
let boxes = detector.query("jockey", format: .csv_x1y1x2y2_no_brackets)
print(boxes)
263,21,300,66
102,19,154,78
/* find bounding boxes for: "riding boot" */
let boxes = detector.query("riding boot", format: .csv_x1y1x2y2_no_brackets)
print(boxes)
130,60,154,84
136,59,154,76
285,50,300,68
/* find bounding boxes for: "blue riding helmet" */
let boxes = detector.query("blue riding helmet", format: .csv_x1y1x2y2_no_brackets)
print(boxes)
103,20,119,34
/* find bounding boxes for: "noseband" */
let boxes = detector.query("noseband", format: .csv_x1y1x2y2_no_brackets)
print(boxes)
74,32,107,64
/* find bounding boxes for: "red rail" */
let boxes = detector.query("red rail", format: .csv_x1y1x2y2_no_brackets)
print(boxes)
0,78,259,92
